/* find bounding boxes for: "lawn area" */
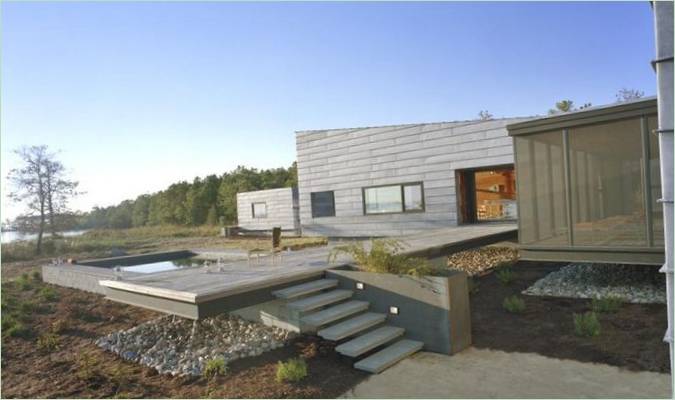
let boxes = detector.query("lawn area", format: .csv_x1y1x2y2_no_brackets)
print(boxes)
0,274,365,398
1,225,327,281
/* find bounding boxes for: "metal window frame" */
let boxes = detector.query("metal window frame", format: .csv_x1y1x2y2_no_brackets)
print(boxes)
251,202,267,219
361,182,425,215
310,190,336,218
513,106,662,253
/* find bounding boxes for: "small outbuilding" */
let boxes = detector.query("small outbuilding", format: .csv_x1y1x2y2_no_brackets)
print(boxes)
507,97,663,264
236,187,300,235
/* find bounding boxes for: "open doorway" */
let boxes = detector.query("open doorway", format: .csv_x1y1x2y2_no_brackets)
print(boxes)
457,165,517,224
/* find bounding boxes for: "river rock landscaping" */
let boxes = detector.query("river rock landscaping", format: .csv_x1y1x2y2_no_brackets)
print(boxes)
96,314,295,376
447,245,518,276
522,262,666,304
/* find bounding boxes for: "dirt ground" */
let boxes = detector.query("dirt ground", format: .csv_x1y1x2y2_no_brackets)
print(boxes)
0,277,366,399
470,260,670,373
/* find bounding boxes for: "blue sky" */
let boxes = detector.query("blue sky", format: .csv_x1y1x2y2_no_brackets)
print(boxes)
1,1,656,220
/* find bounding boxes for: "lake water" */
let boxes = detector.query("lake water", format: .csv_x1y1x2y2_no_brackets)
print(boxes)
1,230,88,244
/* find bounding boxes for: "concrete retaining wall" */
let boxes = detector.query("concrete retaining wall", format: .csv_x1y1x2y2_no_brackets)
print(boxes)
326,268,471,355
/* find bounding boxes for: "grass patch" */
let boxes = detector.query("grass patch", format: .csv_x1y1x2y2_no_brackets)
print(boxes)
574,312,601,337
50,319,69,334
502,295,526,313
37,332,60,351
276,358,308,383
591,296,622,313
4,320,31,339
203,357,227,379
495,267,514,285
15,273,32,291
39,286,59,302
76,353,101,381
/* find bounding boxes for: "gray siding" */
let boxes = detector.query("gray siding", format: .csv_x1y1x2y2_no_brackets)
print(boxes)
296,119,526,237
236,187,300,233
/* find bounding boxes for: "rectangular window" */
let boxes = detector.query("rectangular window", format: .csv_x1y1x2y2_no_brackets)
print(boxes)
251,202,267,219
363,183,424,214
311,191,335,218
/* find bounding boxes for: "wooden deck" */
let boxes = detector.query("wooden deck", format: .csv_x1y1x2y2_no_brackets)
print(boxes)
99,223,516,304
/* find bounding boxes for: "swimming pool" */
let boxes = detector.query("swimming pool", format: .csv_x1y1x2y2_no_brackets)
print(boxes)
120,257,211,274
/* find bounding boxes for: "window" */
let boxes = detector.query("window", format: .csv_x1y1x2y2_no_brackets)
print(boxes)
363,183,424,214
311,191,335,217
251,202,267,218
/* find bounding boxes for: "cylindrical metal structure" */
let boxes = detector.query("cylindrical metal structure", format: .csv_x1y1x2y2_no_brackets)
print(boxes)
652,0,673,374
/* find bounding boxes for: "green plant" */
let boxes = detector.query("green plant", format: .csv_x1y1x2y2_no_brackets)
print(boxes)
2,315,17,332
16,274,32,291
328,239,440,277
502,295,526,313
495,267,514,285
203,357,227,378
37,332,60,351
108,364,134,394
76,353,100,381
39,286,59,302
573,312,601,337
50,319,68,334
276,358,308,383
592,296,622,313
5,321,31,339
31,270,42,281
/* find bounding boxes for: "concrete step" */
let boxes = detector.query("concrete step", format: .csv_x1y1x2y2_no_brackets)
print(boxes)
335,326,405,357
354,339,424,373
272,279,338,299
287,289,353,312
318,312,387,341
302,300,370,327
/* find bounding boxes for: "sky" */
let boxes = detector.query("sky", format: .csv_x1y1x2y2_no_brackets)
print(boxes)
1,1,657,221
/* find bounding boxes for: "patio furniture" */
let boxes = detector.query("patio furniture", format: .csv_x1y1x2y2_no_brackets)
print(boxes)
247,227,283,265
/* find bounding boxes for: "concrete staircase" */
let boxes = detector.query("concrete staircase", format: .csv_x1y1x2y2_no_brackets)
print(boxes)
272,279,423,374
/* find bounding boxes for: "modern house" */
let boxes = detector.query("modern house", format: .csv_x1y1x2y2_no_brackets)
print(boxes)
235,187,300,235
507,97,664,265
294,118,526,237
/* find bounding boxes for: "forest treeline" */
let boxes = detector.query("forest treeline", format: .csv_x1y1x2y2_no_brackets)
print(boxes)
78,164,297,229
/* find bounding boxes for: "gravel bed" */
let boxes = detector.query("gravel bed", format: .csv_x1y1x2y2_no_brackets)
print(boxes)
522,263,666,304
447,246,518,276
96,314,295,376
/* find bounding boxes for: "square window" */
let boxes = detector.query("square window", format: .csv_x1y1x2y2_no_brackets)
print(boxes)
311,191,335,217
252,202,267,218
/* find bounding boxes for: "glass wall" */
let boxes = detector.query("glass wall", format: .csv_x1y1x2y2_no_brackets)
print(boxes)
568,118,646,246
363,183,424,214
514,113,661,249
475,167,517,221
515,131,568,245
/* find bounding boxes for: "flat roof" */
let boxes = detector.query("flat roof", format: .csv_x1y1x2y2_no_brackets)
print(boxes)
507,96,657,136
296,117,532,135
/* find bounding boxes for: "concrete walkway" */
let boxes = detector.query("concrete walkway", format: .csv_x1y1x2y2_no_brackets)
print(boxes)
341,349,672,399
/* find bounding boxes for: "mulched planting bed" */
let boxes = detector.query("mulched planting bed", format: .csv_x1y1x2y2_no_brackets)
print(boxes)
470,260,670,373
1,276,366,398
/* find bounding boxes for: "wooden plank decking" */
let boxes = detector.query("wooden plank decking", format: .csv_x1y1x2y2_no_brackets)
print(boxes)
99,223,516,304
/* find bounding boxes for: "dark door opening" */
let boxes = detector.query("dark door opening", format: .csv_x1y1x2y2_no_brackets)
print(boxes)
457,165,517,224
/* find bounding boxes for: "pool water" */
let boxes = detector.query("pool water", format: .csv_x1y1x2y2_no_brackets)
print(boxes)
121,257,211,274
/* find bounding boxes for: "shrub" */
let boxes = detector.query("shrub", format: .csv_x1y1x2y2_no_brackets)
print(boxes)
16,274,32,291
37,332,60,351
39,286,59,302
18,301,35,315
592,296,622,313
203,357,227,378
5,321,31,339
2,315,17,332
328,239,441,277
76,353,100,381
502,295,526,313
276,358,308,383
50,319,69,334
31,270,42,281
574,312,601,337
495,267,514,285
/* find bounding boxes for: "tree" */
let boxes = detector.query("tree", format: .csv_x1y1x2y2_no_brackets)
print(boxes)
478,110,493,120
548,99,592,115
7,146,79,254
616,88,644,102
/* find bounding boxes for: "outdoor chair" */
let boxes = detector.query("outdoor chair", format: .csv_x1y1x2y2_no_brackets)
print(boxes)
247,227,283,266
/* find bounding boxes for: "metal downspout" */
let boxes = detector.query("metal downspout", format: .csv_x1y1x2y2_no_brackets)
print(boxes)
652,1,674,375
